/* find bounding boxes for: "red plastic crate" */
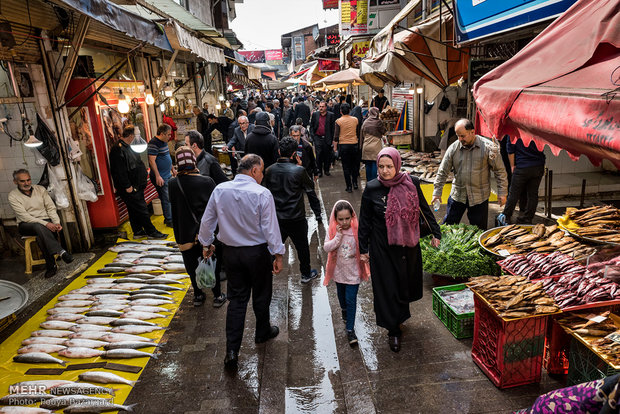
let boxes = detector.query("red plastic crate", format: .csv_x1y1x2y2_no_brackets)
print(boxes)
471,293,548,388
543,318,571,375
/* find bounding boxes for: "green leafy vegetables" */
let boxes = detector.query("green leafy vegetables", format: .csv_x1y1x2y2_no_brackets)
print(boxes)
420,224,500,278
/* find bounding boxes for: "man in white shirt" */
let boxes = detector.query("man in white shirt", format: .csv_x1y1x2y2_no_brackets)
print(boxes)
8,169,73,277
199,154,285,369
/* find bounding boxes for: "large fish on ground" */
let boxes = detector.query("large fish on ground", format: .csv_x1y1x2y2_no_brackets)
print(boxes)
13,352,67,365
17,344,66,354
77,371,136,386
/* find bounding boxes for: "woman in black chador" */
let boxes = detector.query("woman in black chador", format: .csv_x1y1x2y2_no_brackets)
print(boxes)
358,147,441,352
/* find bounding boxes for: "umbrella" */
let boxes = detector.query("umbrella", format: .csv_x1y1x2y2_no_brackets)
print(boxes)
313,68,365,89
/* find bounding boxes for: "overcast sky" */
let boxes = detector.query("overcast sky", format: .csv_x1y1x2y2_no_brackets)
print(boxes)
230,0,340,50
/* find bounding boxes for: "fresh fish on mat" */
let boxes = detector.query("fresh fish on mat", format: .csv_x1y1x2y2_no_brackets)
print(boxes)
141,252,169,259
96,267,127,274
22,337,67,346
58,347,105,359
110,326,163,334
89,304,127,312
123,273,157,280
104,341,158,350
161,264,185,271
120,312,168,320
128,294,174,302
58,294,93,301
0,407,54,413
62,339,108,349
132,258,165,266
31,330,72,338
13,352,67,365
112,277,151,284
129,299,176,306
17,344,66,354
100,333,154,343
10,379,74,391
68,332,108,340
109,318,158,327
103,349,157,359
142,284,183,291
47,307,90,315
157,273,189,280
130,289,171,296
78,371,137,386
69,325,112,333
39,321,76,330
88,289,130,295
124,266,163,273
147,246,177,252
53,300,93,308
142,278,183,285
46,314,85,322
75,317,118,325
84,310,123,318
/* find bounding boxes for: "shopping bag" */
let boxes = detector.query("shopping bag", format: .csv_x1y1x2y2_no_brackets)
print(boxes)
196,257,216,289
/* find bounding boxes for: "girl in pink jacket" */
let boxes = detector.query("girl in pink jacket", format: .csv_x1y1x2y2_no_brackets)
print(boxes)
323,200,370,346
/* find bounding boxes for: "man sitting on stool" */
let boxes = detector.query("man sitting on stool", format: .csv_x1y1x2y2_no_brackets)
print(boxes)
9,169,73,278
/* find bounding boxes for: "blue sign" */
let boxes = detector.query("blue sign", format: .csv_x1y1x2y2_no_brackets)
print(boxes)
454,0,578,45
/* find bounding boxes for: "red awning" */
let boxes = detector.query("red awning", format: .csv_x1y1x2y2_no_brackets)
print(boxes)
473,0,620,168
292,67,311,78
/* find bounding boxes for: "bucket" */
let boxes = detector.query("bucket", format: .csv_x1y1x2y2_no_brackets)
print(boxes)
152,198,163,216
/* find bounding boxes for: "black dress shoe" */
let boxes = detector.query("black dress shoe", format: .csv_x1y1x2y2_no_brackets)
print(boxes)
345,187,352,193
61,251,73,264
224,350,238,369
389,335,401,353
45,265,58,278
324,172,331,176
353,182,358,190
255,326,279,343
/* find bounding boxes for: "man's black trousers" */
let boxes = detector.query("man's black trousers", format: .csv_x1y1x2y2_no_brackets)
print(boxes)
118,189,157,235
18,222,62,269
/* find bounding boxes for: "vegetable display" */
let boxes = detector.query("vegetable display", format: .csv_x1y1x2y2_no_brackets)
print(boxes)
421,224,500,278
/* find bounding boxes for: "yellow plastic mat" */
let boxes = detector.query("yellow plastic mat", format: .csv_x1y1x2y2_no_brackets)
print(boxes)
0,216,189,410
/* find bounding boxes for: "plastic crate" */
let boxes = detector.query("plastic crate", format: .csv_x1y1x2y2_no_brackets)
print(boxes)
567,338,620,386
543,318,571,375
471,293,548,388
432,284,474,339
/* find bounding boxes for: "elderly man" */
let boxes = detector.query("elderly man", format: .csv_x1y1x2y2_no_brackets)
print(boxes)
148,124,175,227
184,130,228,184
9,169,73,277
199,154,284,369
432,118,508,230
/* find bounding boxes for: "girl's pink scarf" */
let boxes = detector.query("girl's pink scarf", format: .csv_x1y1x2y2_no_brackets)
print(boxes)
323,200,370,286
376,147,420,247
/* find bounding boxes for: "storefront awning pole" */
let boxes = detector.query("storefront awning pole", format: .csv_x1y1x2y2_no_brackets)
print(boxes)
56,14,90,104
155,49,179,96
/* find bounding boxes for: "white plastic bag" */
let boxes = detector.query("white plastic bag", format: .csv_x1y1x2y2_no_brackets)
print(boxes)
47,164,69,209
196,257,216,289
75,165,98,202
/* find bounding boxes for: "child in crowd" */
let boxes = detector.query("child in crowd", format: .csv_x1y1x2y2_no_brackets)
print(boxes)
323,200,370,346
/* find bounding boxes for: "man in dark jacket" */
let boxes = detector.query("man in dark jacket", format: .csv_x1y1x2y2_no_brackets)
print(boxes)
289,97,311,128
193,106,212,153
288,125,321,223
264,137,319,284
184,130,228,184
207,114,234,144
245,112,280,169
109,126,166,239
228,115,254,154
309,101,336,177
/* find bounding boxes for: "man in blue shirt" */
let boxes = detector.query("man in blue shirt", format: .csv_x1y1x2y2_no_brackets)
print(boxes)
501,138,546,224
148,124,174,226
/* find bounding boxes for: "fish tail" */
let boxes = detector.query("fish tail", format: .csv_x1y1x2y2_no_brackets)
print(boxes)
123,403,138,412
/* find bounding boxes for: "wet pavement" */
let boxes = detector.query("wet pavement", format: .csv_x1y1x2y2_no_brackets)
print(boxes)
125,165,564,413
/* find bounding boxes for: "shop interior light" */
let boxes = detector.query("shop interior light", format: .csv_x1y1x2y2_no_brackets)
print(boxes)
218,94,224,101
226,101,231,108
117,89,130,113
24,128,42,148
416,87,424,94
169,98,176,107
408,88,415,94
130,135,148,153
215,103,222,110
159,103,166,112
164,84,173,97
145,87,155,105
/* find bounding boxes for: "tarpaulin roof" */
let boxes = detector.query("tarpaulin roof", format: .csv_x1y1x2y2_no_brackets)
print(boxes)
313,68,364,89
360,13,469,97
55,0,172,52
164,20,225,65
474,0,620,168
